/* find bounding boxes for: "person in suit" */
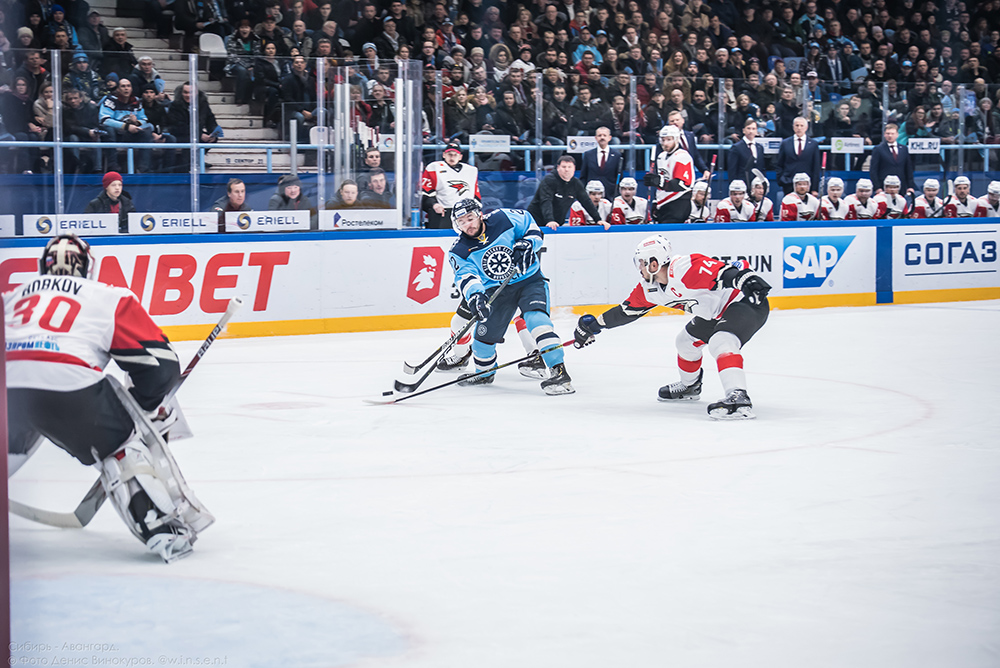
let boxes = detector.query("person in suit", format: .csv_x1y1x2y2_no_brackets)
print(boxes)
667,110,711,180
869,123,914,195
727,119,766,188
580,126,623,198
776,116,821,196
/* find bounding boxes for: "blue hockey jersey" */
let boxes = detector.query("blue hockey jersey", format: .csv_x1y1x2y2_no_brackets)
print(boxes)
448,208,544,300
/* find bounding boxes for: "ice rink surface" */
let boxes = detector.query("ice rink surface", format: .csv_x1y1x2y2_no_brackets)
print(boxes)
9,300,1000,668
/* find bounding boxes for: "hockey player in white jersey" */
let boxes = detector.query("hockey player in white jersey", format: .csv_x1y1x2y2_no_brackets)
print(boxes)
568,180,613,228
844,178,880,219
911,178,946,218
976,181,1000,217
749,176,774,221
817,177,852,220
687,181,712,223
780,173,820,220
420,141,481,229
944,176,977,217
573,234,771,419
713,180,757,222
645,125,695,223
873,175,910,218
4,235,213,562
609,177,649,225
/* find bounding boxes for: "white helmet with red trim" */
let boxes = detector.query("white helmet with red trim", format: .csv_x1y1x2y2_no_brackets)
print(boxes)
633,234,673,285
39,234,93,278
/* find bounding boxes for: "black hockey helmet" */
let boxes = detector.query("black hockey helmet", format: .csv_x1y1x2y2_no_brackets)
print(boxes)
40,234,93,278
451,198,482,235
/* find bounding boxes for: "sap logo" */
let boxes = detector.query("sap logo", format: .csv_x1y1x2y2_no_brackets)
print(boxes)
783,236,855,288
141,214,156,231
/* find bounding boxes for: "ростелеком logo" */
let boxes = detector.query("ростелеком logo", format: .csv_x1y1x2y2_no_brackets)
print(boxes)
783,236,855,288
237,213,252,230
141,214,156,231
36,216,53,234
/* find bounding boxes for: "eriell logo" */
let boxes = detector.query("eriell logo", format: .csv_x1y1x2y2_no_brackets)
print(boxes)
783,236,855,288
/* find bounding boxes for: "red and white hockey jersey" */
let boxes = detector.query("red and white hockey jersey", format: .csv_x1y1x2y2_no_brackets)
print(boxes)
654,147,695,207
619,254,748,321
912,195,945,218
817,196,852,220
751,198,774,221
844,194,879,219
873,192,909,219
780,192,820,221
610,195,649,225
976,196,1000,217
714,197,757,222
944,196,978,218
687,198,714,223
420,161,480,209
568,198,612,225
4,275,178,401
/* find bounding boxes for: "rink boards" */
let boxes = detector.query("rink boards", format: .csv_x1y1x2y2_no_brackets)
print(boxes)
1,220,998,340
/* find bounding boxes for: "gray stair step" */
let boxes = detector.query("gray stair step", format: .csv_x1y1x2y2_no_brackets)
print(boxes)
89,0,118,9
216,115,265,129
113,17,146,28
205,92,242,105
218,127,280,140
129,37,170,50
204,148,300,170
208,102,250,115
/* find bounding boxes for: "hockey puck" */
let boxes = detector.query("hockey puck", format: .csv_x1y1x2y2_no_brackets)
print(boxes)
382,391,394,396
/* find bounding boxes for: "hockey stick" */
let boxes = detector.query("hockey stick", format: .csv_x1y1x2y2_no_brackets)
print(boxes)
751,167,769,221
928,179,955,218
8,298,243,529
395,271,514,393
804,153,827,221
695,154,717,222
369,340,574,405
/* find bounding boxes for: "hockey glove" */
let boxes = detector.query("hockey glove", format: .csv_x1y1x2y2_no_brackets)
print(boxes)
643,172,660,188
511,239,535,275
574,315,603,348
736,274,772,305
468,292,492,322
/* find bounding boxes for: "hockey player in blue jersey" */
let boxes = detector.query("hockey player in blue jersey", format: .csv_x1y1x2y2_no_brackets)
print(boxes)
448,199,574,395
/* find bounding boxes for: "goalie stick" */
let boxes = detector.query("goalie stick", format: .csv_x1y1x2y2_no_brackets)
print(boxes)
8,297,243,529
394,271,514,394
370,340,573,405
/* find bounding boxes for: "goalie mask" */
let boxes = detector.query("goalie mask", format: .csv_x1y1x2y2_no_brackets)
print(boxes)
633,234,673,286
40,234,93,278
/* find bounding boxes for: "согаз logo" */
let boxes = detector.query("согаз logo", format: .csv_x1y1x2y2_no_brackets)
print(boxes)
783,236,855,288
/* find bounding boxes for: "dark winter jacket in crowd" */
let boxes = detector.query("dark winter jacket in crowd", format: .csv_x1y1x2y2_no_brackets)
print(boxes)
84,189,136,232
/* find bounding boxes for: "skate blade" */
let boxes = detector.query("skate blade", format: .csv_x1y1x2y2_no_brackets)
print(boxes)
542,383,575,395
519,367,549,380
435,364,469,374
708,406,756,420
657,394,701,402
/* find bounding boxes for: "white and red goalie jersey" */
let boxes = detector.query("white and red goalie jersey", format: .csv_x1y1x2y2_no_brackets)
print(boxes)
976,196,1000,217
944,197,978,218
780,192,820,221
4,274,179,407
619,254,748,321
714,197,758,222
817,196,852,220
654,147,695,207
844,194,879,219
610,195,649,224
420,161,480,209
912,195,945,218
568,198,613,225
873,192,909,219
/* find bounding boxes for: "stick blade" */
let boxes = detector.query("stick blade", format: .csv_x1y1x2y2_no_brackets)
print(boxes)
10,499,86,529
393,379,419,393
401,361,421,375
363,397,399,405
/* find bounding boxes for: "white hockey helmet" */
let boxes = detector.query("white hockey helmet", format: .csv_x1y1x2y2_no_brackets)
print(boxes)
828,177,844,191
856,178,873,191
692,181,709,193
633,234,673,283
884,175,901,188
39,234,92,278
751,175,767,190
923,178,940,191
659,125,680,139
954,175,971,187
619,177,638,189
989,180,1000,195
793,172,811,184
586,180,605,194
729,180,747,193
451,198,482,235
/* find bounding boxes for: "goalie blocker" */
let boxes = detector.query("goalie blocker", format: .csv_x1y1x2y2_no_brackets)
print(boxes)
5,234,213,562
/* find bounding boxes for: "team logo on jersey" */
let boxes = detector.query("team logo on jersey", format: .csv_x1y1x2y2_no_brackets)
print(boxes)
783,236,855,288
36,217,53,234
447,180,470,195
480,246,513,281
237,213,252,230
406,246,445,304
141,214,156,232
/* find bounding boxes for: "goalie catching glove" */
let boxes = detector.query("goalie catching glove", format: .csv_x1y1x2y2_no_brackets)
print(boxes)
511,238,535,275
574,315,603,348
468,292,491,321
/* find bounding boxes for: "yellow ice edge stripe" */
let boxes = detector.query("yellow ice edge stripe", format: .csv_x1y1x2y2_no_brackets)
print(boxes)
159,292,917,341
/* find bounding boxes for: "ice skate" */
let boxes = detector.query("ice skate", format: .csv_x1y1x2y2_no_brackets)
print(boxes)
707,389,755,420
518,352,549,379
436,349,472,372
458,366,496,386
146,527,195,563
657,369,702,401
540,363,574,395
